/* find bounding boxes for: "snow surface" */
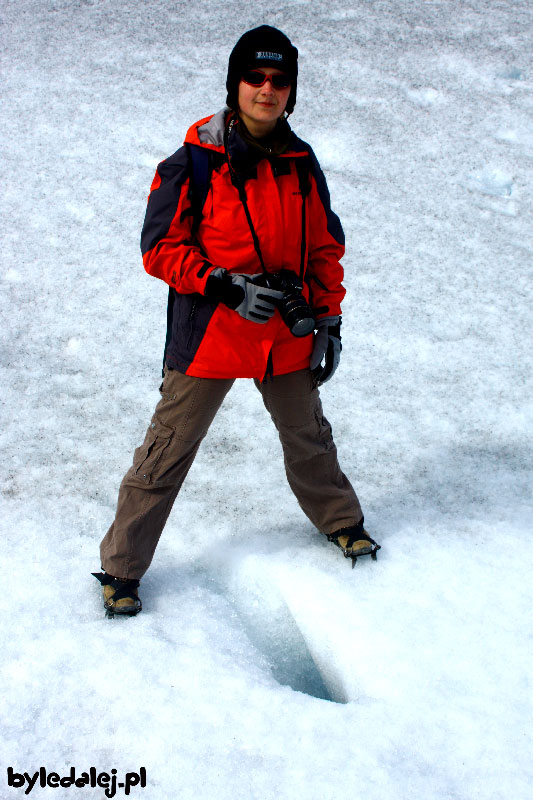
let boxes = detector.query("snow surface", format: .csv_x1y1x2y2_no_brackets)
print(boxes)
1,1,532,798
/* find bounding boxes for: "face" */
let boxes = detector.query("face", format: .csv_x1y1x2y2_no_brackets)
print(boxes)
237,67,291,138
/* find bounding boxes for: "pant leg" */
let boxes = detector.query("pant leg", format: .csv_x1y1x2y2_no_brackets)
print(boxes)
254,369,362,534
100,369,234,580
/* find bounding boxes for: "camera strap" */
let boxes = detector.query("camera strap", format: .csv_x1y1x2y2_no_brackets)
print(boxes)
225,118,268,276
225,116,310,278
236,167,309,279
295,156,310,280
237,182,268,276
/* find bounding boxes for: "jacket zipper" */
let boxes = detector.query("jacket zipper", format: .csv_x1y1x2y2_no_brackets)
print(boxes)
187,299,198,350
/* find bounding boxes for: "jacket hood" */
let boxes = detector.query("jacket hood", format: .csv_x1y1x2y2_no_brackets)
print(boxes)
184,108,228,151
184,108,309,160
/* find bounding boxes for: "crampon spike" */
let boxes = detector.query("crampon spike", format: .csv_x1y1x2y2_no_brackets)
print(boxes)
342,550,358,568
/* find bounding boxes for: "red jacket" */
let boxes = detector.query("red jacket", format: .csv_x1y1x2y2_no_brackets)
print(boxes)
141,110,346,379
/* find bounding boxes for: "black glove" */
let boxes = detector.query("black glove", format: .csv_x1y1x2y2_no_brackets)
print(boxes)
205,268,284,323
310,316,342,384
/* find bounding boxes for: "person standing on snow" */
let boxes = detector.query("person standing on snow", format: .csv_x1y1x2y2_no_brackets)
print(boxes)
93,25,380,616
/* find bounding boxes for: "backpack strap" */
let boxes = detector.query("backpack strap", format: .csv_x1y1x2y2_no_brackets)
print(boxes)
162,144,214,377
186,143,214,236
295,155,311,198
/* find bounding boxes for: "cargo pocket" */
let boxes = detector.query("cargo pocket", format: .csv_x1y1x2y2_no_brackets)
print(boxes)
159,378,177,402
314,409,335,452
133,417,175,484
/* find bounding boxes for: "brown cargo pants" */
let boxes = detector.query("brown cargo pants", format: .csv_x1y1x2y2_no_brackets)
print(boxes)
100,368,362,579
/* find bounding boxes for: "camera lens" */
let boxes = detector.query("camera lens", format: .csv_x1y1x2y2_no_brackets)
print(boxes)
290,315,315,337
279,292,315,337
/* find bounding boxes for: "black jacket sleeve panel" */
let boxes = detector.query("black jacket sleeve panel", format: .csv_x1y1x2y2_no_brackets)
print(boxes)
140,146,190,257
306,145,345,247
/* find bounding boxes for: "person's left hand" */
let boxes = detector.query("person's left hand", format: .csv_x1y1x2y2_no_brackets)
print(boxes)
310,316,342,384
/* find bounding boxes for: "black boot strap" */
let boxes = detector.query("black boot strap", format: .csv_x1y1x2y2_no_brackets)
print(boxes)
92,572,140,600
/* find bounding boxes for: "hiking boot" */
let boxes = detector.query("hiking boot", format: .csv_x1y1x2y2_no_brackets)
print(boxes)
327,521,381,568
92,572,142,615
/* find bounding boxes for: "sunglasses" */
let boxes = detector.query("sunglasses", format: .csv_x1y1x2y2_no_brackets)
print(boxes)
241,69,292,89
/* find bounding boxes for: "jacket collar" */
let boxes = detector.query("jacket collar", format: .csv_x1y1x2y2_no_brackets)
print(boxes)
185,108,309,175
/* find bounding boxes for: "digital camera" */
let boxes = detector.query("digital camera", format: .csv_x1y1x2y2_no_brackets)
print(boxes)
261,270,315,338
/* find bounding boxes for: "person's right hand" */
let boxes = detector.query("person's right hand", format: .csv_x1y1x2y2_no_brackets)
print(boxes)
230,273,284,323
205,268,284,323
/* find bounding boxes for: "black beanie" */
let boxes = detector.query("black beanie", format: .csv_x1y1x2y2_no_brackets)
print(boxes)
226,25,298,115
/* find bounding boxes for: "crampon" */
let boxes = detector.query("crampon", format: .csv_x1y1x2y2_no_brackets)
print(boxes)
327,525,381,568
92,572,142,616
